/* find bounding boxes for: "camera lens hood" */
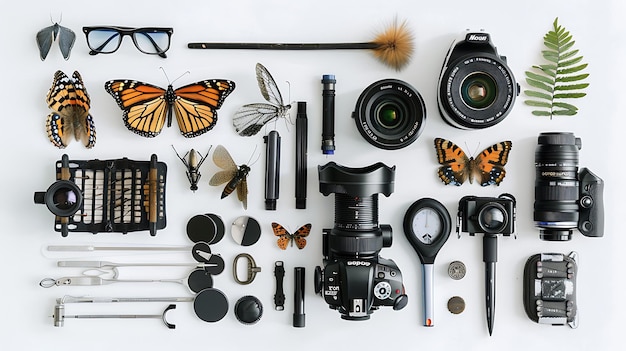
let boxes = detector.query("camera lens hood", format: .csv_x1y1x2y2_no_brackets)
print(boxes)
318,162,395,197
34,180,83,217
437,36,518,129
353,79,425,150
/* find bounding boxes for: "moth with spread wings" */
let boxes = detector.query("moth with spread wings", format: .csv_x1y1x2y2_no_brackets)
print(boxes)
233,63,291,136
46,70,96,149
434,138,512,186
209,144,250,209
272,222,311,250
105,76,235,138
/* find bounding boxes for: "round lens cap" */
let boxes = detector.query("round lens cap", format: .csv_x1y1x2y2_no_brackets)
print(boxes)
231,216,261,246
234,295,263,325
187,268,213,293
186,214,217,243
193,288,228,322
206,213,225,244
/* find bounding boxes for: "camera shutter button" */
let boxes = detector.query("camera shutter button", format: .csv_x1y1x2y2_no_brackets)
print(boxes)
580,195,593,208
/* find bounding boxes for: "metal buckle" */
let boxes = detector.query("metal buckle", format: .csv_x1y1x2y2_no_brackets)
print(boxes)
233,253,261,285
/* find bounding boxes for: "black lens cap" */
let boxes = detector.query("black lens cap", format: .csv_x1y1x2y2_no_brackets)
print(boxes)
193,288,229,322
234,295,263,325
187,268,214,293
186,213,225,244
231,216,261,246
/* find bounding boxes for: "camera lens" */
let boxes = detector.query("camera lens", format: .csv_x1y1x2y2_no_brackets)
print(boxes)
437,37,518,129
533,132,581,241
353,79,426,150
34,180,83,217
478,203,508,233
461,72,497,109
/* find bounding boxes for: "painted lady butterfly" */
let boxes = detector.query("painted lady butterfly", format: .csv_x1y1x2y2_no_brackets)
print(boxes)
271,222,311,250
434,138,512,186
46,70,96,148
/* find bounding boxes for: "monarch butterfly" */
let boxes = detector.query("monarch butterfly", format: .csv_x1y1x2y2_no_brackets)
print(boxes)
46,70,96,148
233,63,291,136
104,76,235,138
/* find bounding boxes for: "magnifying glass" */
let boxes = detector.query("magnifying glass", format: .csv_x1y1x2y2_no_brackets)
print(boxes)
403,198,451,327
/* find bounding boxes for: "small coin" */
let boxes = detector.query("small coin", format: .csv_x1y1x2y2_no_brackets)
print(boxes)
448,260,466,280
447,296,465,314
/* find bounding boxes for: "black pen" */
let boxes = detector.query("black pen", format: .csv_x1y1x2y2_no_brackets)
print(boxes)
483,234,498,336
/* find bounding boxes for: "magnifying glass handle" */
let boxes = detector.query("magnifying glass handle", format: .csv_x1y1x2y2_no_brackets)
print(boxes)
422,263,435,327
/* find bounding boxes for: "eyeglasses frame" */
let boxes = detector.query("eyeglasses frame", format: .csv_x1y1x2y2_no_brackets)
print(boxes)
82,26,174,58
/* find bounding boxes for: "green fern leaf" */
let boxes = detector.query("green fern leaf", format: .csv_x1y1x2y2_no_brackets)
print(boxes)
523,17,589,118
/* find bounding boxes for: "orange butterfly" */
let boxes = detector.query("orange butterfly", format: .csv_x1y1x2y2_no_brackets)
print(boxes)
272,222,311,250
46,70,96,149
434,138,512,186
104,78,235,138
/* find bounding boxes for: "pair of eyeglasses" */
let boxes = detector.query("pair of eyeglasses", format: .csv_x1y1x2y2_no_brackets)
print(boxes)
82,26,173,58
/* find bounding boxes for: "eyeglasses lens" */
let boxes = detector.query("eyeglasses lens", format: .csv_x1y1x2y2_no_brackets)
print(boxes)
87,29,122,54
133,30,170,54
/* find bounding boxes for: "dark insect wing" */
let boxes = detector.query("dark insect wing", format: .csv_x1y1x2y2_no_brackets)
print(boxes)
236,176,249,210
36,24,57,60
255,63,284,106
272,222,291,250
293,223,312,249
209,145,238,186
57,24,76,60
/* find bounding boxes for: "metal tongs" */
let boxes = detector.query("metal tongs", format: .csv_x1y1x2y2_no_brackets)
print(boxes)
40,260,216,288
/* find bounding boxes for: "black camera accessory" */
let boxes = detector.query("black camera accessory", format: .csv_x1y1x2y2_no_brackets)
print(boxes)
457,193,516,336
186,213,225,244
448,261,466,280
353,79,426,150
534,132,604,241
264,130,281,210
321,75,336,155
172,145,211,192
295,101,308,209
272,222,312,250
434,138,512,186
523,252,578,328
403,198,451,327
234,295,263,325
233,253,261,285
194,288,229,323
447,296,466,314
437,31,519,129
34,154,166,237
293,267,306,327
316,162,407,320
231,216,261,246
274,261,285,311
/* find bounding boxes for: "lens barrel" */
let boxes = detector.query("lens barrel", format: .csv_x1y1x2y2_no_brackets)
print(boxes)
533,132,582,241
353,79,425,150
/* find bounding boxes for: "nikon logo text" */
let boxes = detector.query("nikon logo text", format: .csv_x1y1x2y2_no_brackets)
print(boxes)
347,261,371,267
468,34,488,42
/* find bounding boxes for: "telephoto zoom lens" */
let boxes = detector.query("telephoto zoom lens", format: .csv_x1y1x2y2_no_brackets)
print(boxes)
533,132,581,241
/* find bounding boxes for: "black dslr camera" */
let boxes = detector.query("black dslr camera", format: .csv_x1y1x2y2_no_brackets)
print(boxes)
437,31,519,129
458,193,516,236
314,162,408,320
533,132,604,241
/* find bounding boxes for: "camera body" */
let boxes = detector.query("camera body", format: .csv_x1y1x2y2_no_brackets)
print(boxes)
437,31,519,129
458,194,516,236
533,132,604,241
314,162,408,320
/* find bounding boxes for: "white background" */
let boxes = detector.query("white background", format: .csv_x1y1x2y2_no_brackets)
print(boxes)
1,0,622,350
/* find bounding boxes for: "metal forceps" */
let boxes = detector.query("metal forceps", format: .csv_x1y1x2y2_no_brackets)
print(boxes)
40,260,216,288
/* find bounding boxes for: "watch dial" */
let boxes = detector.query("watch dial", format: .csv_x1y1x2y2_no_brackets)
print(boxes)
412,208,443,244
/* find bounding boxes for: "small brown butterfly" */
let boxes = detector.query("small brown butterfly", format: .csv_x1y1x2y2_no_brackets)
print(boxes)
271,222,311,250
